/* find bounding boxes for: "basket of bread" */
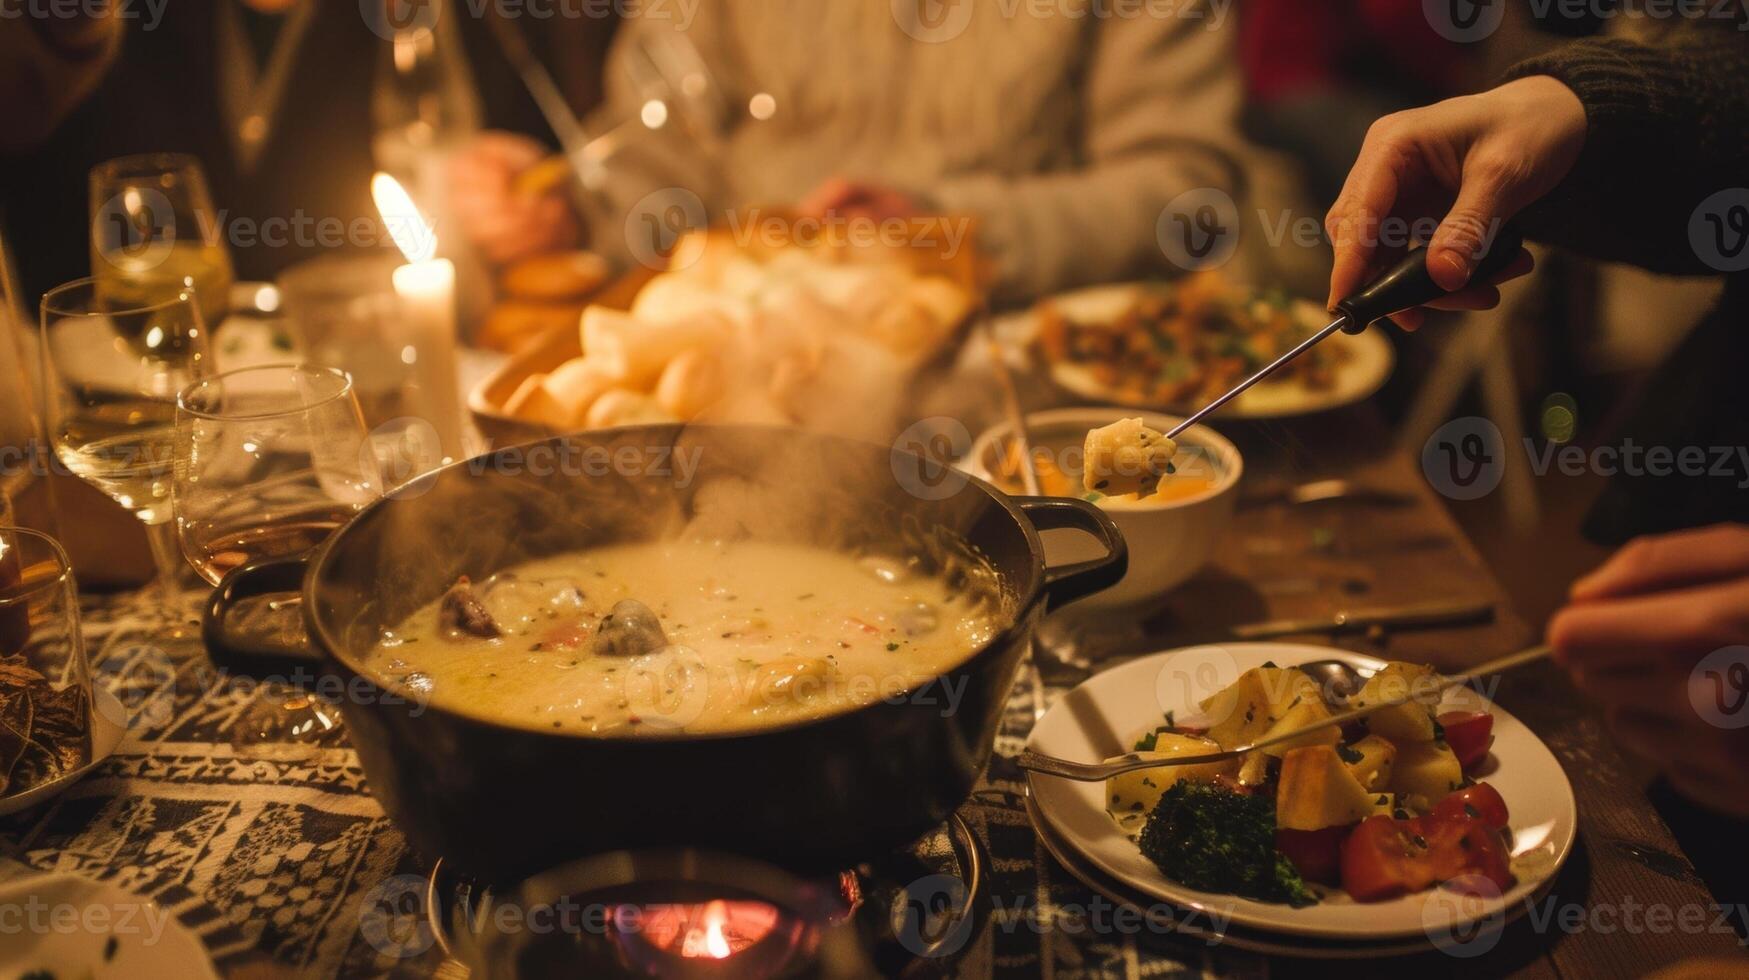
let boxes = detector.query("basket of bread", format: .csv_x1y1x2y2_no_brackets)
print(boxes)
469,216,983,445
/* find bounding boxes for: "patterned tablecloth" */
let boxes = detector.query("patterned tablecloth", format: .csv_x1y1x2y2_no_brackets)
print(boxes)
0,583,1267,979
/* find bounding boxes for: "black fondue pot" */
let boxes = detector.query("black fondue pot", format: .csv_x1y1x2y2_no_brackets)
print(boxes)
206,425,1124,881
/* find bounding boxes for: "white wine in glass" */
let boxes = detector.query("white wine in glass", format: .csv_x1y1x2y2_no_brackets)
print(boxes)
89,154,235,327
40,278,211,622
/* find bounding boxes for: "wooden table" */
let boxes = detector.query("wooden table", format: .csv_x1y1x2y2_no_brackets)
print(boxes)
1116,406,1745,978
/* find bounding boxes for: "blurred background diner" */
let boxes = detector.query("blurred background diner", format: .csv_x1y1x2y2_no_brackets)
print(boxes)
2,1,1749,975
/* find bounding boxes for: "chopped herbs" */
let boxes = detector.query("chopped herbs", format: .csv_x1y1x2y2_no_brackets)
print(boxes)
1137,782,1315,907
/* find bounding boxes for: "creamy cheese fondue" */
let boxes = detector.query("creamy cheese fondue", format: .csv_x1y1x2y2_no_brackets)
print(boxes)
371,539,1000,735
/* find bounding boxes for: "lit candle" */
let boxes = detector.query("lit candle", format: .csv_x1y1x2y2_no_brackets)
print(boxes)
372,172,466,473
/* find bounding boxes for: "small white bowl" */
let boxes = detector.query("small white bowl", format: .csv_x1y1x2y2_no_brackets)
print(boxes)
966,408,1241,609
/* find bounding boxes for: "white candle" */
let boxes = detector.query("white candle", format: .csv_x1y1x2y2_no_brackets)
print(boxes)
374,172,467,475
390,257,466,468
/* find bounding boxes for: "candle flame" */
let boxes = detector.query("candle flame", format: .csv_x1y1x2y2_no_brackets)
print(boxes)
372,172,437,264
701,900,732,959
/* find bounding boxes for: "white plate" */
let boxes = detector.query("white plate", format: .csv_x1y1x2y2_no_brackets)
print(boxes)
1004,283,1394,419
1026,643,1577,942
0,688,127,817
0,873,218,979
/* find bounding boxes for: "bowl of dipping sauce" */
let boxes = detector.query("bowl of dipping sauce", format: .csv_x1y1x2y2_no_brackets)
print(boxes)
967,408,1241,608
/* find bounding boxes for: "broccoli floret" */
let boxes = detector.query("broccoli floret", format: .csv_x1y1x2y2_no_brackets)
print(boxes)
1137,782,1316,907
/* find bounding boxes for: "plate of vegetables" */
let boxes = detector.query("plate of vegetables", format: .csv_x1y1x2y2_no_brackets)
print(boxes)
1013,274,1393,419
1024,643,1576,941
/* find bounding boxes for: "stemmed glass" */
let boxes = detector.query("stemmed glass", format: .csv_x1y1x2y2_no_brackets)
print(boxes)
173,364,383,750
88,153,236,328
39,279,211,628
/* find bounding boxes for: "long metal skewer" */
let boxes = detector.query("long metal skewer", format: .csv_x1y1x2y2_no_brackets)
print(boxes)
1165,315,1349,440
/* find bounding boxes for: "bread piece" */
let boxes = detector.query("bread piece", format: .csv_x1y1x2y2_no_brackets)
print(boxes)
498,251,611,303
653,348,727,420
503,373,579,431
580,306,731,387
1083,418,1177,497
543,357,618,421
477,301,584,353
585,388,677,429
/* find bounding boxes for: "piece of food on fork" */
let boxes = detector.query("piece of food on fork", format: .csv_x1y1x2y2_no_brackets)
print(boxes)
1083,418,1177,497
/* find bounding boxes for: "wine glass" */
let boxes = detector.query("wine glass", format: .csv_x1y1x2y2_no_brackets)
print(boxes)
88,153,236,328
173,364,383,750
40,278,211,628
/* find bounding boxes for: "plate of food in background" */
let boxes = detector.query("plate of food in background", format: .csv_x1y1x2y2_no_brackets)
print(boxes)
1025,643,1576,943
1010,272,1394,419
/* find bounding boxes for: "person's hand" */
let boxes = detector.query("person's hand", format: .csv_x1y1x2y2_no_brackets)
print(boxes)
1548,523,1749,817
1325,76,1587,329
448,131,581,266
796,179,922,222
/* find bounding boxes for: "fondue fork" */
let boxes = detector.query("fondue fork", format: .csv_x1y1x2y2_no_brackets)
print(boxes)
1164,228,1524,440
1017,644,1549,782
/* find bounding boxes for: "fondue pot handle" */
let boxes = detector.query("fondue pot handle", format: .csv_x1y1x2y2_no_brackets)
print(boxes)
202,556,330,682
1013,496,1129,610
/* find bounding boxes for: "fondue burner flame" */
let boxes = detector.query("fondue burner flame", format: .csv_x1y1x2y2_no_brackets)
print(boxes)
628,899,781,959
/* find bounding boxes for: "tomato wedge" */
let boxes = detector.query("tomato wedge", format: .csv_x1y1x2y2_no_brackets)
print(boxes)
1340,808,1514,903
1432,783,1510,830
1275,826,1348,885
1438,710,1495,773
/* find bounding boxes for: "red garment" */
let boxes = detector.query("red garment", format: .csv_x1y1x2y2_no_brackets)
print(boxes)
1241,0,1469,102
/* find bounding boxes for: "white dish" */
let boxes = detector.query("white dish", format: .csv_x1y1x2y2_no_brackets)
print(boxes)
0,873,217,979
0,688,126,817
1026,643,1577,942
963,408,1241,607
1002,283,1394,419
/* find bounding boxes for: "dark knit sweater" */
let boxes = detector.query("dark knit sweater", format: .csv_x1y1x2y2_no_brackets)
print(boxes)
1501,28,1749,544
1505,28,1749,275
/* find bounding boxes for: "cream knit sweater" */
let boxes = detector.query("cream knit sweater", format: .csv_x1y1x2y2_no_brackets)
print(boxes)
582,0,1247,304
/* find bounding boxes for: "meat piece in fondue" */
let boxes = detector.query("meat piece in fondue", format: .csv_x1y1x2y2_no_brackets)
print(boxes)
371,540,1000,735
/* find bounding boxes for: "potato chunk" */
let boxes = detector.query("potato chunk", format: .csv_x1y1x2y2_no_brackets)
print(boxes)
1083,418,1177,497
1387,738,1465,805
1341,734,1398,792
1276,745,1380,830
1105,734,1236,817
1351,662,1442,741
